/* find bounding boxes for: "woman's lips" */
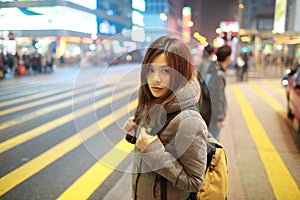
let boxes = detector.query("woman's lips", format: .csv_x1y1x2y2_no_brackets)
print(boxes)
151,87,163,91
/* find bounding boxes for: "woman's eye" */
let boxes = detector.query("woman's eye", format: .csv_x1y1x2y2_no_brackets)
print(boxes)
162,68,170,74
147,67,154,73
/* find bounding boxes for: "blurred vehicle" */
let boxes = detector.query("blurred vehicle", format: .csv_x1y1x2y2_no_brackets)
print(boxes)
109,49,145,66
282,68,297,86
286,67,300,135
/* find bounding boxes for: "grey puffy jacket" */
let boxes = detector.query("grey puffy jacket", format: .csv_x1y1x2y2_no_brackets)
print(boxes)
132,78,208,200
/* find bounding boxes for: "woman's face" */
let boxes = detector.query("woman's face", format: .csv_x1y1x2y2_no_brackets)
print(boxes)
146,53,171,98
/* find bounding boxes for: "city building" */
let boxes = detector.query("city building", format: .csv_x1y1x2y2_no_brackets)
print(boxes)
0,0,132,66
129,0,184,44
238,0,300,69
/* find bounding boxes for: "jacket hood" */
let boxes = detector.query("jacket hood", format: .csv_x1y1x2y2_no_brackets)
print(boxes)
165,77,200,113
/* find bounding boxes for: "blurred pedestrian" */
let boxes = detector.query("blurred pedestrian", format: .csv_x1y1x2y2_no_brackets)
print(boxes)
45,53,54,72
22,54,30,71
31,53,42,74
59,55,64,66
7,53,14,73
235,53,245,81
196,44,216,128
0,52,4,79
196,44,216,78
204,45,232,140
123,36,207,200
240,52,249,81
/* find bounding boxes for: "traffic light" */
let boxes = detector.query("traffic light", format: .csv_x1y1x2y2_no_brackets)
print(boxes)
231,32,237,40
220,32,227,41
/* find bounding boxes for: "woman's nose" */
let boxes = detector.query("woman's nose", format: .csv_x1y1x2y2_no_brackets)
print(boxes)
152,72,161,84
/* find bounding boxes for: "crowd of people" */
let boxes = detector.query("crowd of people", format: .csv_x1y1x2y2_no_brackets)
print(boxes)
0,52,55,79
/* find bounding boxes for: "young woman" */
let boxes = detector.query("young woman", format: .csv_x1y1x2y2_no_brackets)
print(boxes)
123,36,207,200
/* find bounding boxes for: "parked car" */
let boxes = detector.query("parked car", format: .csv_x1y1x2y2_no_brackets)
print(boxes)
286,67,300,137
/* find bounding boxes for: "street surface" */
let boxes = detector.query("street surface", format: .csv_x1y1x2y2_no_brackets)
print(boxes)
0,64,299,200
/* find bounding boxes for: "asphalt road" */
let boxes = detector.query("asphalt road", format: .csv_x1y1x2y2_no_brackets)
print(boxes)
0,65,299,200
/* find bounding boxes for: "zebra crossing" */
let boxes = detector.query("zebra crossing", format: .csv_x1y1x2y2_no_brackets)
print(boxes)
0,70,299,200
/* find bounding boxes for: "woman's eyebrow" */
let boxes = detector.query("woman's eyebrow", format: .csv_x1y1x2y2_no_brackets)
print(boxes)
150,63,168,67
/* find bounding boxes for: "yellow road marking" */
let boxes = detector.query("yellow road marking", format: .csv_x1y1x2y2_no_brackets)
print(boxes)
0,99,137,196
0,88,135,154
0,86,75,107
0,82,135,131
0,78,91,101
233,85,299,199
0,79,60,89
0,86,92,116
0,95,87,131
249,82,293,127
0,80,71,96
57,139,134,200
263,80,285,95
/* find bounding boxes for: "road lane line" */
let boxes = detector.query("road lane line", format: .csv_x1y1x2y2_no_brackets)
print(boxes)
0,80,72,95
0,88,135,154
263,80,285,95
0,86,78,107
0,79,64,90
57,139,134,200
0,85,68,101
249,82,294,127
0,82,136,131
0,84,116,131
0,99,137,197
233,85,299,199
0,86,95,116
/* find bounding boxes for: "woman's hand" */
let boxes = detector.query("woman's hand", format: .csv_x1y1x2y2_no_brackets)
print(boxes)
136,135,158,150
136,127,158,150
123,117,137,136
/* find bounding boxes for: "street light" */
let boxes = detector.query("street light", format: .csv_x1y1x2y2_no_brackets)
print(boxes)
187,21,194,27
159,12,168,21
239,3,244,9
216,28,222,34
91,33,97,41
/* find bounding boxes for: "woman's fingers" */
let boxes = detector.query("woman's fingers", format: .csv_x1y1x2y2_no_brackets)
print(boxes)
123,117,137,136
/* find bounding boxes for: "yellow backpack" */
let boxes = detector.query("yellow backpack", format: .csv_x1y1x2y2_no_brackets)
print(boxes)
197,137,228,200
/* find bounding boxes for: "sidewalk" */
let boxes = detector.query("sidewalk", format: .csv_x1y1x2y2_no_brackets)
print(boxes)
226,64,284,82
248,64,284,78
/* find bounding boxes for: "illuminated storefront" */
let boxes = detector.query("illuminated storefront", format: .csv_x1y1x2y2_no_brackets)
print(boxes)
0,0,97,66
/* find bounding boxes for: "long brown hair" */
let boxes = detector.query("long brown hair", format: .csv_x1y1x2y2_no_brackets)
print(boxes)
134,36,195,127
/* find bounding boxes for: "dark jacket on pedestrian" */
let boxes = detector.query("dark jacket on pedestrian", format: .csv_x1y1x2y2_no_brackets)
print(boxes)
205,63,227,128
132,78,208,200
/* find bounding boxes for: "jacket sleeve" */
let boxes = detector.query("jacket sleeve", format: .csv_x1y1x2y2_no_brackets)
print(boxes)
139,111,207,192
